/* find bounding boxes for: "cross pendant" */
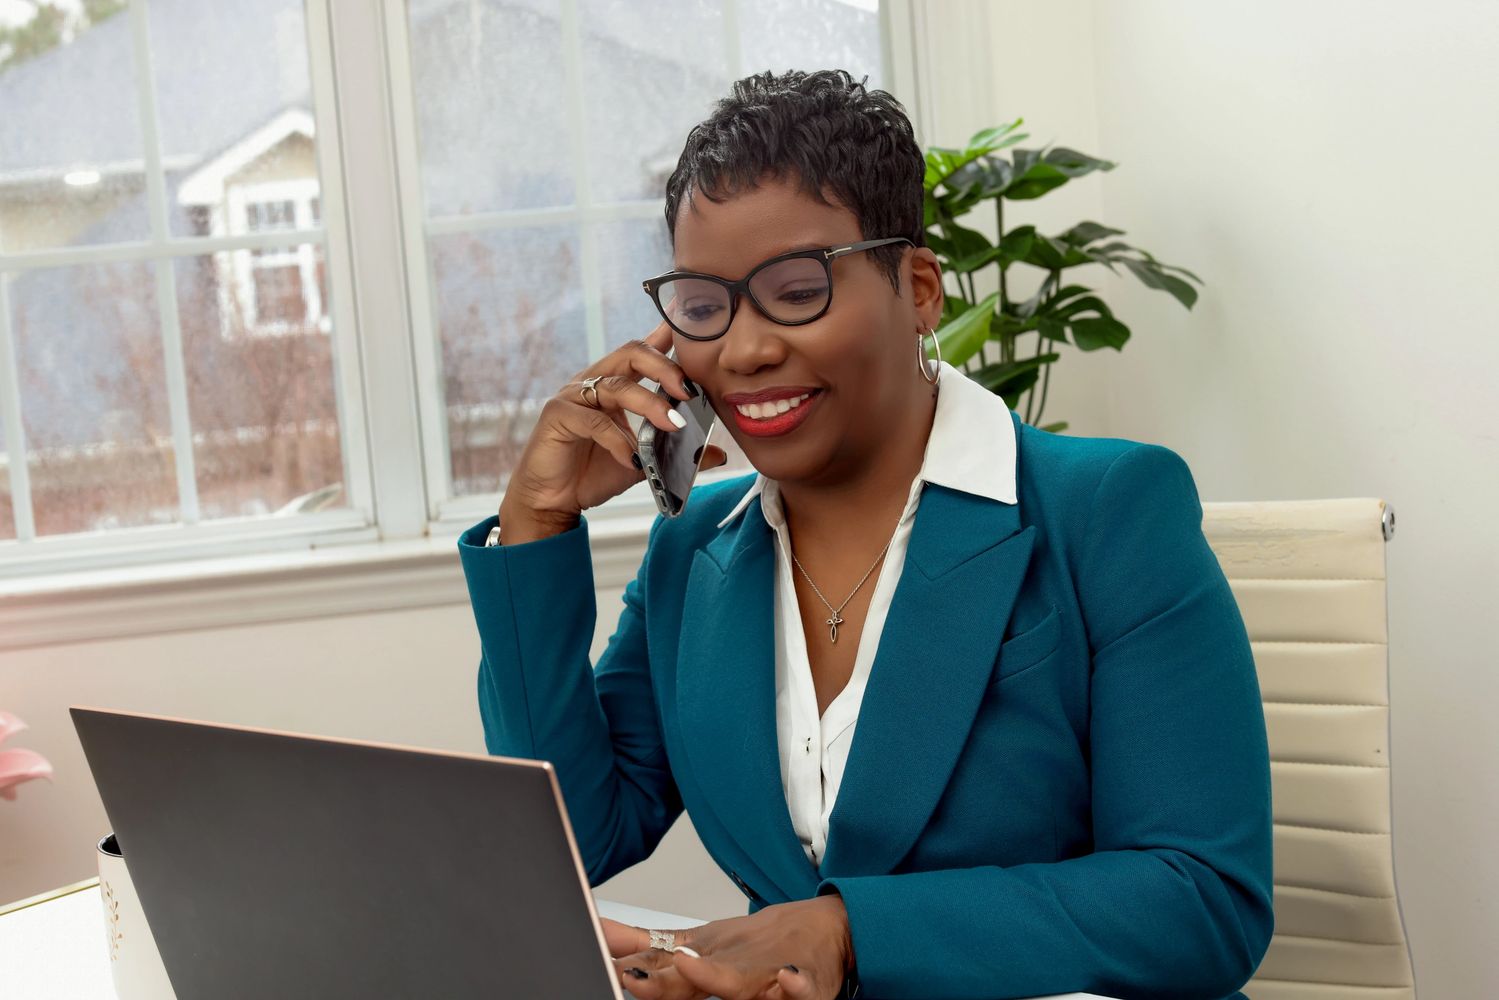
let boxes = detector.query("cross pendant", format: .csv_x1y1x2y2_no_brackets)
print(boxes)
826,611,844,644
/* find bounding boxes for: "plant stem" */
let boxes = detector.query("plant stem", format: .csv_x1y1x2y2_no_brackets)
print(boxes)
1021,271,1054,422
1024,330,1042,424
1036,269,1064,424
965,269,989,367
996,196,1011,365
1035,343,1054,427
996,197,1008,311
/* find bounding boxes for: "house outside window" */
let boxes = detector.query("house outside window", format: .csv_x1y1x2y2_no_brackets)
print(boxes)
226,179,329,336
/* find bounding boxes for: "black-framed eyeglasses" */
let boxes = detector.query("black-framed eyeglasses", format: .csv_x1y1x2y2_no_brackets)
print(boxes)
641,237,914,342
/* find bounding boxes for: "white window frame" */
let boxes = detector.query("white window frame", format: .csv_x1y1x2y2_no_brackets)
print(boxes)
0,0,948,649
0,0,373,580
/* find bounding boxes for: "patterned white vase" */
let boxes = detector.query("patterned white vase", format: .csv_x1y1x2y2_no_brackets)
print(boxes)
97,833,177,999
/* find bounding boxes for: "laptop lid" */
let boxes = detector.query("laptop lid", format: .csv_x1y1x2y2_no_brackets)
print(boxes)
71,706,625,1000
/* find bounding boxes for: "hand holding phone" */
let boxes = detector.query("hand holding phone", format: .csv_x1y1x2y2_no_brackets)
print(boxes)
637,377,718,518
496,322,725,544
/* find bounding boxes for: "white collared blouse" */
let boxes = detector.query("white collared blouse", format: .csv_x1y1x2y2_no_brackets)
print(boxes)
713,361,1019,870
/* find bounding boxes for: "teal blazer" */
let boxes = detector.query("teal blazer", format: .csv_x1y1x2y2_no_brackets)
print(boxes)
459,411,1274,1000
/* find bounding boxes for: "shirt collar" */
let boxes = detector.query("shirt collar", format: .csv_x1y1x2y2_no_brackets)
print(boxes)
715,360,1018,531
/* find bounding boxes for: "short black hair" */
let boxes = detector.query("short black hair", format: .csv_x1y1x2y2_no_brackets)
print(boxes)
664,68,925,293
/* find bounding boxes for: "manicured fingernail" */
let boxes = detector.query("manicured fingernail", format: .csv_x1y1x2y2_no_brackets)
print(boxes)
624,967,649,979
667,409,687,429
783,964,800,973
682,376,699,398
630,453,642,469
674,946,700,958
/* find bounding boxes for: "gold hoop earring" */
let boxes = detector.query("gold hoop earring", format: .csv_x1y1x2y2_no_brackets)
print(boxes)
917,327,941,384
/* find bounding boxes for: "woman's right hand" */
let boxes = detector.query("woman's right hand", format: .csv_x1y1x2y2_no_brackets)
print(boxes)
497,320,727,544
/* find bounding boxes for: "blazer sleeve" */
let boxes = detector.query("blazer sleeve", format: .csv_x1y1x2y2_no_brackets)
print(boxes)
459,513,683,886
815,444,1275,1000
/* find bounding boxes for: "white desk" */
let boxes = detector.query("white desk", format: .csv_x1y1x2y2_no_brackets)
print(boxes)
0,879,1109,999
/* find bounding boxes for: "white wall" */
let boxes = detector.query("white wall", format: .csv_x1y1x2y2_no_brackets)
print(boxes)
0,587,748,920
985,2,1499,994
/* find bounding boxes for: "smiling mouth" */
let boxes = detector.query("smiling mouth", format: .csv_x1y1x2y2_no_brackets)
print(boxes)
731,391,818,420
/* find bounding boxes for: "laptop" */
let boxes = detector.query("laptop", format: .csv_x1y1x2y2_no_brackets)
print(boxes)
71,706,629,999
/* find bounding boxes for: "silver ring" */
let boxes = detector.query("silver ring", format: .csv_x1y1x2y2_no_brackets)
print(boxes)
579,374,604,408
647,928,677,952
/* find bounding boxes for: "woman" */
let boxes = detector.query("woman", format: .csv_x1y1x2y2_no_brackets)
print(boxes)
459,70,1273,1000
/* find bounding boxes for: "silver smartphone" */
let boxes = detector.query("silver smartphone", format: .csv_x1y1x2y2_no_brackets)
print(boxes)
637,379,718,519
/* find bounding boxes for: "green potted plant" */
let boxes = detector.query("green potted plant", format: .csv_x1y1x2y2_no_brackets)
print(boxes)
924,119,1202,432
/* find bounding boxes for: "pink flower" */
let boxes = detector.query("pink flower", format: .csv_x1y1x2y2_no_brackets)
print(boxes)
0,710,53,802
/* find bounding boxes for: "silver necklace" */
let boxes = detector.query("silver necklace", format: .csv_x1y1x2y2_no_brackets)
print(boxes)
790,537,894,644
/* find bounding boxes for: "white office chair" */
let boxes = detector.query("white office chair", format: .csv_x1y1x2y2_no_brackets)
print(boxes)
1201,499,1416,999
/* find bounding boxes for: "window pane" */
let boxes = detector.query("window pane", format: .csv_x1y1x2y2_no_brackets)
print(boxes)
594,215,754,478
408,0,574,216
0,3,149,254
148,0,321,239
251,258,306,324
8,260,178,535
409,1,888,504
430,226,584,497
580,0,729,203
738,0,885,86
596,217,671,351
174,246,346,520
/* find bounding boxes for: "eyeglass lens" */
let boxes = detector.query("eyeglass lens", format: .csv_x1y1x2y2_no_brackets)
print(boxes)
656,256,829,338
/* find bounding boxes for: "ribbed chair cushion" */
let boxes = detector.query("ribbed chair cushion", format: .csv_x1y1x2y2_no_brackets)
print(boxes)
1201,499,1415,999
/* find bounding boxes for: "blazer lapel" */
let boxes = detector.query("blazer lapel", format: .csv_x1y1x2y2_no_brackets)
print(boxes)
818,484,1036,878
675,494,821,902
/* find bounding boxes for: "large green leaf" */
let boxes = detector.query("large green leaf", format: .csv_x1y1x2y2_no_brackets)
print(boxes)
965,121,1028,154
1015,277,1090,321
924,118,1028,191
997,226,1036,266
924,230,956,259
1070,315,1132,351
941,157,1015,212
941,220,997,273
940,291,971,325
922,194,940,229
971,354,1060,389
1005,147,1116,200
972,356,1057,409
1120,258,1199,309
990,312,1032,346
1156,261,1204,283
1130,247,1205,285
1048,294,1115,321
1042,147,1117,177
1035,315,1068,343
1022,235,1097,270
1004,165,1070,202
1058,221,1126,246
934,292,1000,367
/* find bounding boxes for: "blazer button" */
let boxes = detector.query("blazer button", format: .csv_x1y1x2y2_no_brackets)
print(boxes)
728,870,761,903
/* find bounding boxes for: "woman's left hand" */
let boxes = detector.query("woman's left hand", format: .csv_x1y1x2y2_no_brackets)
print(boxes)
603,894,853,999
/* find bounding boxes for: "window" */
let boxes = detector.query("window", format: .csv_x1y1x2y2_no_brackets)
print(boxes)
0,0,364,569
1,0,914,579
397,0,892,521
